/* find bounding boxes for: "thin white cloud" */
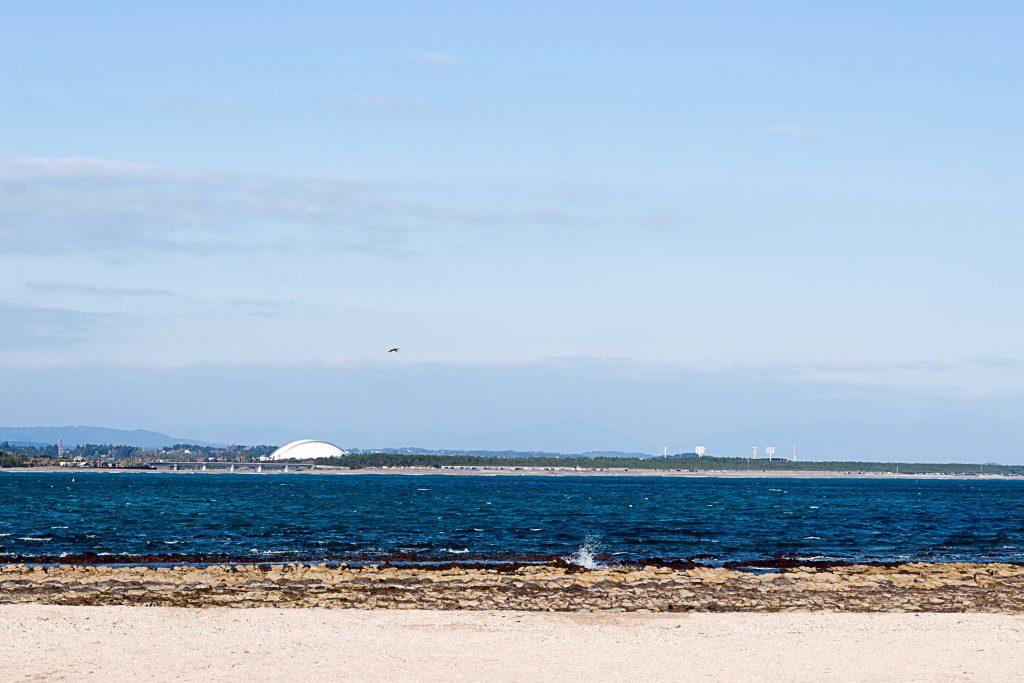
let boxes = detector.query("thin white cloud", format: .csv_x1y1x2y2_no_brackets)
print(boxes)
411,50,460,67
0,302,129,349
149,97,250,116
764,123,816,138
0,156,449,255
0,155,613,256
25,282,179,298
0,156,165,181
336,94,424,110
972,357,1024,369
23,281,333,321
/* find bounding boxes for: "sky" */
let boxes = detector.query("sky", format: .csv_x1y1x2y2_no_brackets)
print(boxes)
2,2,1023,459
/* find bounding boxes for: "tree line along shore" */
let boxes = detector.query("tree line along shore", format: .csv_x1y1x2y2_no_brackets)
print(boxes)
1,442,1021,475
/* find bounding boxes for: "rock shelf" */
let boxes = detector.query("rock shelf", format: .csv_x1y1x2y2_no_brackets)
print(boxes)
2,562,1023,611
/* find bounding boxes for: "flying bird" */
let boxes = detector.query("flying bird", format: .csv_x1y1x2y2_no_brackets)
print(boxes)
388,347,400,353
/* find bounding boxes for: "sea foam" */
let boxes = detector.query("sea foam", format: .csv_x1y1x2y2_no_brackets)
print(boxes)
563,539,603,569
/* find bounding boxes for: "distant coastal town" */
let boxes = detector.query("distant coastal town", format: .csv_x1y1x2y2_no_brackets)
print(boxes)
2,440,1020,477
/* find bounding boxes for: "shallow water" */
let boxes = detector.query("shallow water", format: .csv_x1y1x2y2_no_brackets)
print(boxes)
1,472,1023,564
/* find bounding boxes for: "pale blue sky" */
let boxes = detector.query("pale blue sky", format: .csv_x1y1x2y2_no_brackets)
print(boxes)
2,2,1022,457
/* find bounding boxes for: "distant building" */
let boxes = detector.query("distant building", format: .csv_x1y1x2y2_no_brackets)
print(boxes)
269,440,346,461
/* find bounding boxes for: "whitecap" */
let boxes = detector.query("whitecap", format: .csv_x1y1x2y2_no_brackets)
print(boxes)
19,537,52,542
562,538,604,569
443,548,469,554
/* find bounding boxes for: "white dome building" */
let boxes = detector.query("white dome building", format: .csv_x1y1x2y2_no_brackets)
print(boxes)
269,440,346,461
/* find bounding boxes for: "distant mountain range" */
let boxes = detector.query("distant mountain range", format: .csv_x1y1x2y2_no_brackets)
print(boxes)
0,426,222,449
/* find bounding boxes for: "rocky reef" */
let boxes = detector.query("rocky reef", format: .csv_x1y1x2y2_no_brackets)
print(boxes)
2,562,1023,611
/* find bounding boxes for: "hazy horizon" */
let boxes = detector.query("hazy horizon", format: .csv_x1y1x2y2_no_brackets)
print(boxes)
3,358,1023,462
3,3,1023,461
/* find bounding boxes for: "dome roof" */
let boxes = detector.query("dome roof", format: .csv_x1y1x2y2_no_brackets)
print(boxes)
269,439,345,461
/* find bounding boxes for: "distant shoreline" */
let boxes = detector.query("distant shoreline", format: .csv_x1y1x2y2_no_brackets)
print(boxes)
1,465,1020,480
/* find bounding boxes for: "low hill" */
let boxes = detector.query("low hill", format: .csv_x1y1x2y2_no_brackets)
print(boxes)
0,426,221,449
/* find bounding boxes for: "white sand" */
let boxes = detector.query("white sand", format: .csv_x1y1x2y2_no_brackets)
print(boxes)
1,606,1021,682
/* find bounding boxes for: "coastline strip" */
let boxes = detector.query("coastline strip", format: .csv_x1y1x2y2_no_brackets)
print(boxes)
4,464,1024,479
3,561,1024,612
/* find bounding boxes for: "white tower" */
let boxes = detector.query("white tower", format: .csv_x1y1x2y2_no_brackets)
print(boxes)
792,446,798,461
752,446,758,459
695,446,706,458
766,446,776,461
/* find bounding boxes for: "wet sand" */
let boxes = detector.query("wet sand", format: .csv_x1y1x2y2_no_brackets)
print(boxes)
1,606,1020,682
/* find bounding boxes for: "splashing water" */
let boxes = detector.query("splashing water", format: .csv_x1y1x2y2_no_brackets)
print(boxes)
563,538,603,569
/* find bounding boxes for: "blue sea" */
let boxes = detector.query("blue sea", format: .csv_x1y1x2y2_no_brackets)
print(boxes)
2,472,1023,565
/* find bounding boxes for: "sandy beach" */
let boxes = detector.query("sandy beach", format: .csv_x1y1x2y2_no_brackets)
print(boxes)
1,606,1021,682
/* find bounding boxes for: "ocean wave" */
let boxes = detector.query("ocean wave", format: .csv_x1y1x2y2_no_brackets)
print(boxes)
562,538,604,569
